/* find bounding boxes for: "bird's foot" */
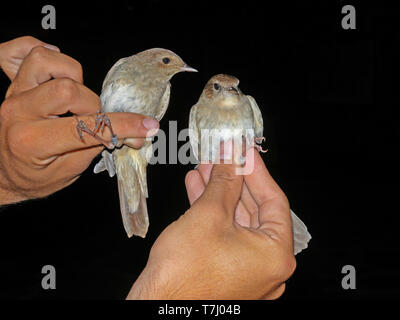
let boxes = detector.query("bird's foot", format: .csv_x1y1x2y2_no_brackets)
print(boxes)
254,136,268,153
76,117,115,149
93,112,118,147
255,136,266,144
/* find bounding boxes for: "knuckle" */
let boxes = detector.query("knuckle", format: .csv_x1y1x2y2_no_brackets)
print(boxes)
20,35,36,44
28,45,48,62
212,169,236,183
0,99,15,122
6,124,33,158
51,78,79,103
73,60,84,82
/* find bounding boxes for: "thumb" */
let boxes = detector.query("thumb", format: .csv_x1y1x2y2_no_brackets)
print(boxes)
197,163,243,219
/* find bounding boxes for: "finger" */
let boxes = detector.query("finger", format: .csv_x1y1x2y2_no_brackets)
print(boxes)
0,36,59,80
241,182,260,228
2,36,59,58
244,148,292,241
124,138,146,149
234,202,251,227
185,170,206,205
197,163,213,184
46,144,104,179
7,46,83,98
197,163,243,219
12,78,101,118
21,112,159,159
197,163,255,227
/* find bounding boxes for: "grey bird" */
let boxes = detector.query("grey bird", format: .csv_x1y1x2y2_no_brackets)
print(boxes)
92,48,197,238
188,74,311,255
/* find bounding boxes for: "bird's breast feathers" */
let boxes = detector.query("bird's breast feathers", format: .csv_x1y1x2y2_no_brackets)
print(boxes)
100,79,167,117
196,99,254,131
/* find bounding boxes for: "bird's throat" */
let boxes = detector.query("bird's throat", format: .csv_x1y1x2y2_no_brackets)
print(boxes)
218,96,240,107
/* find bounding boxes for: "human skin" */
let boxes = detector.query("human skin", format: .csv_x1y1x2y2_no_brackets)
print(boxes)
0,36,159,204
127,149,296,299
0,36,296,300
0,36,60,80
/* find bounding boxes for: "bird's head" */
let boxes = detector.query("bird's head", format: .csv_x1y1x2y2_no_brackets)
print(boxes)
201,74,242,105
136,48,197,79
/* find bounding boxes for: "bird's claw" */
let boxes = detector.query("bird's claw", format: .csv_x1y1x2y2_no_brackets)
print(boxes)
94,112,118,144
255,136,266,144
255,136,268,153
256,145,268,153
75,115,116,149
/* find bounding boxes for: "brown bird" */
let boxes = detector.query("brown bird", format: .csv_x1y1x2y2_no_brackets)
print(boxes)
91,48,197,238
189,74,265,164
189,74,311,254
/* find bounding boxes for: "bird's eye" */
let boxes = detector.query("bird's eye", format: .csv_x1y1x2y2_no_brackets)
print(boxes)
213,83,220,90
162,57,170,64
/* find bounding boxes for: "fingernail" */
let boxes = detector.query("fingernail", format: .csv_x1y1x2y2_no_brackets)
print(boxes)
142,118,159,137
142,118,159,130
43,44,60,52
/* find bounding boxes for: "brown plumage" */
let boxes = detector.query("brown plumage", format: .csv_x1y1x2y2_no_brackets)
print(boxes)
189,74,311,255
189,74,264,164
94,48,197,238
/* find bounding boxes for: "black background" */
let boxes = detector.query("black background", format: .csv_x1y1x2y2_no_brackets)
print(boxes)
0,0,399,300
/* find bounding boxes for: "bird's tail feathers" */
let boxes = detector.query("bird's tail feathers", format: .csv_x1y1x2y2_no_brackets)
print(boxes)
290,210,311,255
115,146,149,238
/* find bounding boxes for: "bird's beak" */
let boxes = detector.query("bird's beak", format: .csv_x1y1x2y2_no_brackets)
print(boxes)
180,64,198,72
229,86,239,93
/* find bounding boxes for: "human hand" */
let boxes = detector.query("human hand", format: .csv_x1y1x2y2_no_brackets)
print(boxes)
127,148,296,299
0,43,159,205
0,36,59,81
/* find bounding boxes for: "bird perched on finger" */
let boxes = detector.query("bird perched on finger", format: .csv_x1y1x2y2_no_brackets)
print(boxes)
93,48,197,238
188,74,311,254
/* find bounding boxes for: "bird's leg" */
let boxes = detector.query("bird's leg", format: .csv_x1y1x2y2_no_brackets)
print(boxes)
254,136,268,153
76,117,115,149
93,112,119,147
240,135,246,166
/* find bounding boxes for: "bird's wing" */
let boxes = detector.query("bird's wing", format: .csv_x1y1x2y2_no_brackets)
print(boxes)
188,104,199,161
290,210,312,255
247,95,264,138
154,83,171,121
102,57,128,91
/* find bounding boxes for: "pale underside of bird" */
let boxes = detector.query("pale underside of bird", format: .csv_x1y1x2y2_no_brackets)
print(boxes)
188,74,311,255
83,48,197,238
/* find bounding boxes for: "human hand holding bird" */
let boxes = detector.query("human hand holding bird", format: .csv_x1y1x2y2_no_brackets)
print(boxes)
188,74,311,254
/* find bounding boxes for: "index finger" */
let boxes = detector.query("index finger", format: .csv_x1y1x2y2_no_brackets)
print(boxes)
22,112,158,159
244,148,292,243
